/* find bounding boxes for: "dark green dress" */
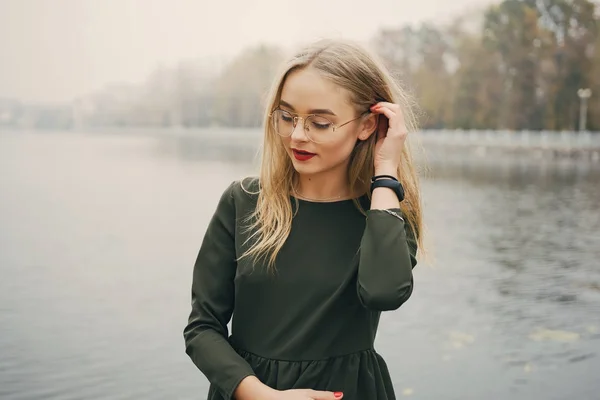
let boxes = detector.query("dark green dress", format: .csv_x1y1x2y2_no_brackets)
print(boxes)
183,178,418,400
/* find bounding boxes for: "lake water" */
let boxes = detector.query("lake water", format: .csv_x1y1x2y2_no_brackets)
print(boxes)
1,129,599,400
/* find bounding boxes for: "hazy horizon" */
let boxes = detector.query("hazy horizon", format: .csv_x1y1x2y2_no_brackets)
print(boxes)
0,0,496,104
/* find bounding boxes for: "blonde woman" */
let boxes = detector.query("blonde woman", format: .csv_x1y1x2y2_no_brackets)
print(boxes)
183,38,424,400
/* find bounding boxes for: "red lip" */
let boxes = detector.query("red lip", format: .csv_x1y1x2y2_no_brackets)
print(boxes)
292,148,316,161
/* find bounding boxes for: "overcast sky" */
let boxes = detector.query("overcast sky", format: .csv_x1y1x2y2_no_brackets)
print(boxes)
0,0,496,103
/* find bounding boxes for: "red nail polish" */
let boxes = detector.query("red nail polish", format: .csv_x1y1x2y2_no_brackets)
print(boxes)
334,392,343,398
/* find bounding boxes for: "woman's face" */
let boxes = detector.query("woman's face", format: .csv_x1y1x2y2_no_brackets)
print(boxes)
276,67,375,178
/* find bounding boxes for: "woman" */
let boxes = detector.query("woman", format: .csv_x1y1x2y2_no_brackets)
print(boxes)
183,38,424,400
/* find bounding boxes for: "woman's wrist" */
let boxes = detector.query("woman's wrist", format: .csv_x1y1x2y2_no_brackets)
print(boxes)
372,164,401,210
234,375,278,400
374,163,399,179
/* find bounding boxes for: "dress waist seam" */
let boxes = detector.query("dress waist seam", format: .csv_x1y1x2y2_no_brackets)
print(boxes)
233,344,376,363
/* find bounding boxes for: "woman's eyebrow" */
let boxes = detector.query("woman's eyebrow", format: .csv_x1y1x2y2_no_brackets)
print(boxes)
279,100,337,116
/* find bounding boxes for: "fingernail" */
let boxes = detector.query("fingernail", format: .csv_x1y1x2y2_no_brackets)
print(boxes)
334,392,343,398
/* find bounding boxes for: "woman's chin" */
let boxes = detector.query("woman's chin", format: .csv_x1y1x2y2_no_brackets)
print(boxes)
290,159,320,174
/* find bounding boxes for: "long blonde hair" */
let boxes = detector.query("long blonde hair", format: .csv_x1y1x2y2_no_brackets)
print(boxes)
240,38,424,270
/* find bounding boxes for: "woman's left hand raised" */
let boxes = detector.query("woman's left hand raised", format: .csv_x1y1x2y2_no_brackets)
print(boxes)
370,102,409,176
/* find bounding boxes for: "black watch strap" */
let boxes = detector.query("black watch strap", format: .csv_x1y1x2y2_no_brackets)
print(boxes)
371,174,398,182
370,178,405,202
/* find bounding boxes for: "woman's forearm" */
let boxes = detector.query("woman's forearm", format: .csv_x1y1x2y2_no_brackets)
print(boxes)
234,376,278,400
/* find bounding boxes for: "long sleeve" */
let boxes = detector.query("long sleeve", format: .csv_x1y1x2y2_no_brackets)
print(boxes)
357,208,418,311
183,181,255,399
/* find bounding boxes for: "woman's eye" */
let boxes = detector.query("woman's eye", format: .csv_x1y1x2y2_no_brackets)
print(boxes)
312,122,331,130
310,116,332,130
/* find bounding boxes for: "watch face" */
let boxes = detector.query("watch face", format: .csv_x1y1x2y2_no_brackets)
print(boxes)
392,181,405,202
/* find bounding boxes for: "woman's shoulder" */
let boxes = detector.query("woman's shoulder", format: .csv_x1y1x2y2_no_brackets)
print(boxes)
213,177,260,219
223,176,260,207
231,176,260,196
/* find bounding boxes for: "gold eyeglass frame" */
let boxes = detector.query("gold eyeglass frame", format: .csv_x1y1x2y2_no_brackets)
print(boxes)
269,108,369,143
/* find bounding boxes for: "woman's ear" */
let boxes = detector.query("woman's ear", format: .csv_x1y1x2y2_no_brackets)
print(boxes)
357,113,378,141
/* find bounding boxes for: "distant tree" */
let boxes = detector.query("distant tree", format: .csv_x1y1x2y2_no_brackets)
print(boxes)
451,29,504,129
589,31,600,130
213,45,285,127
25,0,598,130
371,0,598,131
372,26,419,85
371,24,452,129
537,0,598,130
412,23,453,128
482,0,545,129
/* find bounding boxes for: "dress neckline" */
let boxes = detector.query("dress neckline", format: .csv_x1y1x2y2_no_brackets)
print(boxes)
290,193,370,206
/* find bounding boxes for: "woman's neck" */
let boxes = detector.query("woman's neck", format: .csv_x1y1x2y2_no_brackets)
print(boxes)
293,169,353,201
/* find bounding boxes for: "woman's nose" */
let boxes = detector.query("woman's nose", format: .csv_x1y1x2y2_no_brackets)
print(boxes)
290,117,309,142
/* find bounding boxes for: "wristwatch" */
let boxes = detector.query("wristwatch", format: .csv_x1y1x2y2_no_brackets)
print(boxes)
370,175,405,202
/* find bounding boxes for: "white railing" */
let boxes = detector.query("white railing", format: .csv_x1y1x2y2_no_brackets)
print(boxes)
419,129,600,150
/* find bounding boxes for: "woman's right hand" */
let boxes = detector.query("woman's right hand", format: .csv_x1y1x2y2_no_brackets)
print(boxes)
235,376,343,400
272,389,343,400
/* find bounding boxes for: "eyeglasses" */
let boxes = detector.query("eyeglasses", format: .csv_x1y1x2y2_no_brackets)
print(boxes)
269,108,367,144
